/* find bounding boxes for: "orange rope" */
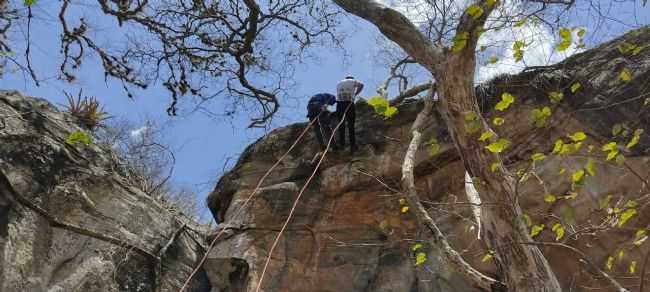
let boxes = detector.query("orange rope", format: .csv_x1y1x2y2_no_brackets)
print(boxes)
177,112,323,292
253,102,353,292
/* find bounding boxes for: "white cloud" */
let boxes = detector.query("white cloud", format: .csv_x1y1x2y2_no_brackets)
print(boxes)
130,126,148,139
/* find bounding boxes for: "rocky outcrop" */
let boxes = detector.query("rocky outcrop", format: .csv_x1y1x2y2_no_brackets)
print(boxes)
207,27,650,291
0,91,211,292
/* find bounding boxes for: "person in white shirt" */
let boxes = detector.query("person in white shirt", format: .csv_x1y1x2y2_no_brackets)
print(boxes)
336,75,364,154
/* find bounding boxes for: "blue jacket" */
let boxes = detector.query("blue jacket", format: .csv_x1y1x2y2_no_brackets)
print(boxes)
308,93,336,106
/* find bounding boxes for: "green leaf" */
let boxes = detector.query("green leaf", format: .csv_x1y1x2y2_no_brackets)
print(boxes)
452,32,470,53
514,18,527,28
620,68,632,81
493,117,505,126
368,96,389,107
568,131,587,142
412,243,423,251
479,131,494,142
556,27,572,52
485,138,511,153
488,56,499,64
599,195,612,210
602,142,618,152
530,224,545,237
585,159,596,176
572,170,585,184
66,130,92,146
544,194,557,203
552,223,565,241
531,153,546,161
427,138,441,156
612,123,624,136
490,162,499,172
486,0,498,7
481,250,495,262
645,97,650,106
618,208,637,227
383,106,398,118
415,252,427,266
563,192,578,200
626,129,643,150
531,107,551,128
24,0,36,6
513,41,525,62
467,4,484,20
465,120,482,134
549,91,564,103
552,139,563,154
606,256,614,271
576,28,586,38
630,261,637,274
570,82,581,93
632,45,645,56
633,230,647,246
495,92,515,111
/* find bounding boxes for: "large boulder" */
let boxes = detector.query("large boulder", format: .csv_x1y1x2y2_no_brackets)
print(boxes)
206,26,650,291
0,91,211,292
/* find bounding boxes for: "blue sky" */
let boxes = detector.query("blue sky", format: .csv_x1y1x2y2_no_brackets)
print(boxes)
1,1,396,221
2,1,648,221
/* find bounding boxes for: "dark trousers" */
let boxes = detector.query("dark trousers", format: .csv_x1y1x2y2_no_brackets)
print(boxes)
336,101,356,150
307,104,332,150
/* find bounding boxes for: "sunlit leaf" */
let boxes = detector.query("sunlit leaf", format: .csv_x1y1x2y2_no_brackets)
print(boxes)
570,82,581,93
401,206,410,213
493,117,505,126
564,192,578,200
488,56,499,64
615,153,625,165
602,142,618,152
585,158,596,176
467,4,484,20
612,123,624,136
521,213,532,227
552,139,563,154
495,92,515,111
530,224,544,237
556,27,572,52
412,243,423,251
24,0,36,6
481,250,495,262
559,167,566,174
415,252,427,266
634,230,648,246
399,198,406,205
620,68,632,81
513,41,525,62
485,138,511,153
568,131,587,142
544,194,557,203
606,256,614,271
552,223,565,241
618,208,637,227
465,120,482,134
576,28,586,38
630,261,637,274
599,195,612,210
618,250,625,261
66,130,92,146
626,129,644,150
479,131,494,141
452,32,470,52
531,107,551,127
464,111,478,121
531,153,546,161
514,18,527,27
572,170,585,184
490,162,499,172
549,91,564,103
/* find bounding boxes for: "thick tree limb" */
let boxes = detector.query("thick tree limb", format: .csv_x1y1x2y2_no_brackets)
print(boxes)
389,82,433,105
400,85,501,291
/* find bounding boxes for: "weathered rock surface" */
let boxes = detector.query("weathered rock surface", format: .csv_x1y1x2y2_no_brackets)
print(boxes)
207,27,650,291
0,91,211,292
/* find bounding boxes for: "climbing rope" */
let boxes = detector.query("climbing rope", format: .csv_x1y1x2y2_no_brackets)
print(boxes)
177,112,323,292
254,102,353,292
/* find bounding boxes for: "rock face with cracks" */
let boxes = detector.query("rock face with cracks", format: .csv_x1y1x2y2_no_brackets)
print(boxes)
207,27,650,291
0,91,211,292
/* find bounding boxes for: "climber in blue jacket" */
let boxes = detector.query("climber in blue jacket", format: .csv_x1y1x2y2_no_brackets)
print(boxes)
306,93,336,151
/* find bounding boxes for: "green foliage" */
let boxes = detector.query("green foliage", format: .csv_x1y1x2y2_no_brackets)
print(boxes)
488,56,499,64
426,138,441,156
412,243,423,251
585,159,596,176
626,129,644,150
492,117,505,126
63,90,108,131
531,153,546,161
531,107,551,127
24,0,36,6
481,250,495,262
570,82,581,93
633,230,648,246
513,41,525,62
495,92,515,111
415,252,427,266
452,32,470,52
556,27,572,51
66,130,92,146
602,142,619,161
571,170,585,184
619,68,632,81
464,111,481,134
367,96,398,119
618,208,637,227
606,256,614,271
467,4,484,20
548,91,563,104
568,131,587,142
552,223,565,241
485,138,511,153
617,42,645,56
544,194,557,203
514,18,527,28
530,224,544,237
479,131,494,142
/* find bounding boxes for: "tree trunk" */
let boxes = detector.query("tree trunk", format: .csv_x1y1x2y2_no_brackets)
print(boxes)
435,52,562,292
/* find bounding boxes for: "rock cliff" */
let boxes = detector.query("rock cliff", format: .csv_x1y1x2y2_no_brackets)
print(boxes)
0,91,211,292
206,27,650,291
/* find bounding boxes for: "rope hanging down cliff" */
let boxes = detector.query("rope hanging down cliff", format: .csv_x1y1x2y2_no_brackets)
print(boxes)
178,108,341,292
